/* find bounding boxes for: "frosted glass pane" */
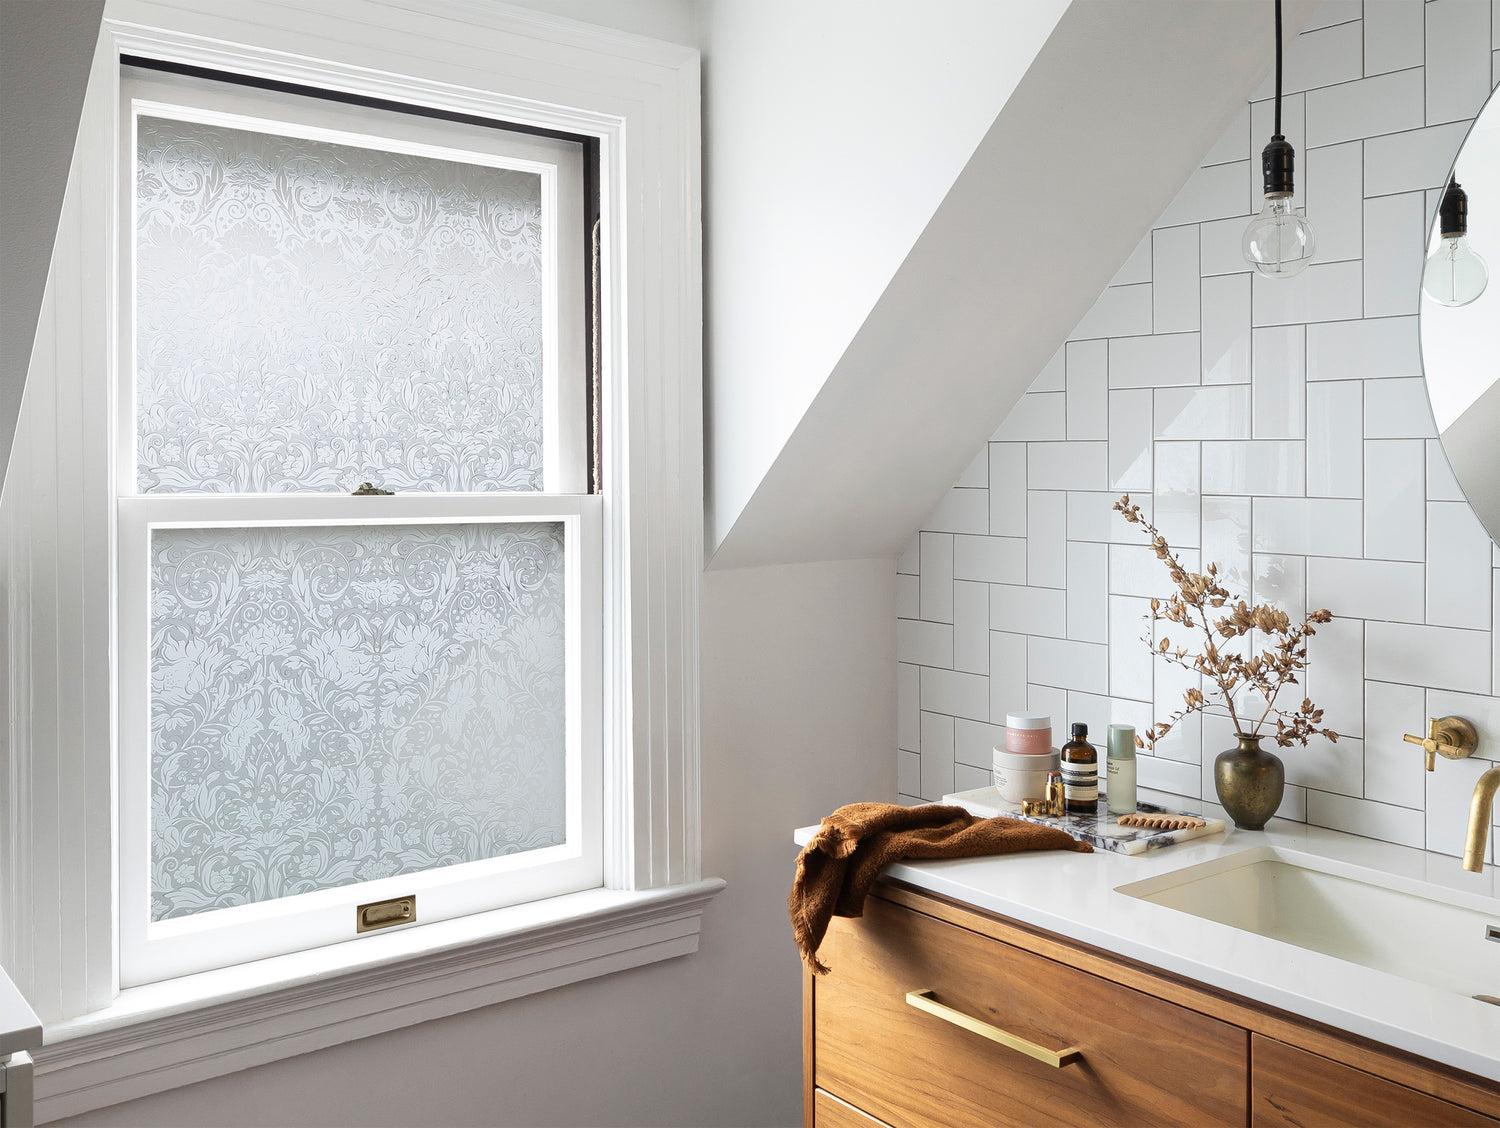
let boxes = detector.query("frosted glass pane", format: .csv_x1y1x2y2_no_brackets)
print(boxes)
135,115,545,494
149,522,566,921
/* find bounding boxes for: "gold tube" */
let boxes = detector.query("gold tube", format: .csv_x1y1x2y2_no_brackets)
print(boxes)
1463,766,1500,873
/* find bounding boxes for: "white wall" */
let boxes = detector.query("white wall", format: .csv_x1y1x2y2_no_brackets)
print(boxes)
701,0,1068,551
898,0,1500,865
491,0,701,48
54,558,897,1127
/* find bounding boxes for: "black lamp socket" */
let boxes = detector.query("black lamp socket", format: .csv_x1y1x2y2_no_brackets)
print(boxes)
1260,135,1295,197
1439,182,1469,238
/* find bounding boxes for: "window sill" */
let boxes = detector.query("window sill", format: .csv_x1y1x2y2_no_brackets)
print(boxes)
30,879,725,1123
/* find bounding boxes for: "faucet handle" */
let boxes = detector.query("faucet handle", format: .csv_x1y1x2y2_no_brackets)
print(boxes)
1402,715,1479,771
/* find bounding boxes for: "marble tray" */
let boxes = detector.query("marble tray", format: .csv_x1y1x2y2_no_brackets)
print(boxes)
942,785,1226,855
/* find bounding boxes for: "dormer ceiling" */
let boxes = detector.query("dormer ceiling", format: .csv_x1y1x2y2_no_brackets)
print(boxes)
706,0,1321,569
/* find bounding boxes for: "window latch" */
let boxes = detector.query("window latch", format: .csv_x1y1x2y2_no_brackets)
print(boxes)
351,481,394,495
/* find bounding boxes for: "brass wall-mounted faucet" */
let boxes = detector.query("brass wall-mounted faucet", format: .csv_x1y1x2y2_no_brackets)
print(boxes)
1402,716,1478,772
1402,716,1495,873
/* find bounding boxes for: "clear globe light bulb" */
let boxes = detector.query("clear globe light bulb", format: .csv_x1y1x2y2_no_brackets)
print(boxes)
1422,235,1489,307
1242,195,1316,278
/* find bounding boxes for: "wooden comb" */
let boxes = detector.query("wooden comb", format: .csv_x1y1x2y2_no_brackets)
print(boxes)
1116,813,1207,831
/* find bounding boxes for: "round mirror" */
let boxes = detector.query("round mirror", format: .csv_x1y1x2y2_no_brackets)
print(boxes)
1421,88,1500,545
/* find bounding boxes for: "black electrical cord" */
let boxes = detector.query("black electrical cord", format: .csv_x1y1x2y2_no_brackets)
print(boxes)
1274,0,1283,137
1259,0,1294,198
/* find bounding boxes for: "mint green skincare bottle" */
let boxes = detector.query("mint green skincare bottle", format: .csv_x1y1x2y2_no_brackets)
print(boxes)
1106,724,1137,816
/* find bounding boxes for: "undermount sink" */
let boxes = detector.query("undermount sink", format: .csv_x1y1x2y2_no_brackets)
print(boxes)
1117,847,1500,1001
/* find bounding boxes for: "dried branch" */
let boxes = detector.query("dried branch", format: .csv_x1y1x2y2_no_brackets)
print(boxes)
1115,496,1339,750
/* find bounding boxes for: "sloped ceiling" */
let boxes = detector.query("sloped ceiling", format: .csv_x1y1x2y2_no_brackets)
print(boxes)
709,0,1320,569
700,0,1070,555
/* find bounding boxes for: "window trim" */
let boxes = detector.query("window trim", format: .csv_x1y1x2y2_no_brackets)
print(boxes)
32,879,723,1123
0,0,709,1117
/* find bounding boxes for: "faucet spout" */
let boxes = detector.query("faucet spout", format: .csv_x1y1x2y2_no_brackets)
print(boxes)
1464,766,1500,872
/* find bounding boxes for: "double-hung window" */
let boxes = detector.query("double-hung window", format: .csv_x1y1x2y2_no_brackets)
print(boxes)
115,66,601,985
2,10,703,1107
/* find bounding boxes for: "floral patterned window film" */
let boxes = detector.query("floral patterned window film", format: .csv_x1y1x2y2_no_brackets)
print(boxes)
148,521,567,921
134,115,547,494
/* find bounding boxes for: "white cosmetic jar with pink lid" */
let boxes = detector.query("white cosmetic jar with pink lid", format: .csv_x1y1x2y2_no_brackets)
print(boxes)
991,713,1058,803
1004,713,1052,755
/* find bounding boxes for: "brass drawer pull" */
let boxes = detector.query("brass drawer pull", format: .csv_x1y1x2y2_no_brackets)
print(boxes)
905,989,1082,1069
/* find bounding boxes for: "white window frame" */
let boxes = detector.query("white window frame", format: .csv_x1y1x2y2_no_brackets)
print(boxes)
0,1,711,1120
117,71,600,983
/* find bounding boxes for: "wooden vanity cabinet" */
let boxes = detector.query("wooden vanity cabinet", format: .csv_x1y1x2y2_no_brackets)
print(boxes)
804,882,1500,1128
1250,1037,1497,1128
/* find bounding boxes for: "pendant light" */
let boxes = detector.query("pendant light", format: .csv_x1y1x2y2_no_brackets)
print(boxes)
1422,179,1489,307
1243,0,1315,278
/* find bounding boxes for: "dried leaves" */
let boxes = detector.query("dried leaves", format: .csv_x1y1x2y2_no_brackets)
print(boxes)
1115,495,1340,750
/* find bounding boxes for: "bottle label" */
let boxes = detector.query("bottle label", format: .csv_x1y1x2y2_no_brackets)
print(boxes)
1060,760,1097,802
1107,757,1136,814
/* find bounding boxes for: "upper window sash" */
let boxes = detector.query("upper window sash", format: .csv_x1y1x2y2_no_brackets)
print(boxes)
119,67,588,499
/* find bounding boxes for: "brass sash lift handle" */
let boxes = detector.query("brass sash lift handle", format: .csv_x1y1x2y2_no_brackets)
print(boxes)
905,989,1082,1069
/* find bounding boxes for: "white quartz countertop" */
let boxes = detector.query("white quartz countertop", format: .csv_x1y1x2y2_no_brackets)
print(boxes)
794,802,1500,1083
1,965,42,1058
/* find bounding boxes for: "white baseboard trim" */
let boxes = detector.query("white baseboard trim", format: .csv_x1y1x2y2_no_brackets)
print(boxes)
32,880,724,1122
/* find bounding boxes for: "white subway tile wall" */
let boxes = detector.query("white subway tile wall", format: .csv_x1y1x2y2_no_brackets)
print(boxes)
898,1,1500,860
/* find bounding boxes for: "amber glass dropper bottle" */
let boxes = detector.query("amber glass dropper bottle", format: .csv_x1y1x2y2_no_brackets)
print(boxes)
1060,722,1098,815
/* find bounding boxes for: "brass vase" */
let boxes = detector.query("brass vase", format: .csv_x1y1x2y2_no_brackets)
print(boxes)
1213,734,1283,830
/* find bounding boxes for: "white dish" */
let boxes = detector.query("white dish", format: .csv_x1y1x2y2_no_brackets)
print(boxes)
948,785,1225,855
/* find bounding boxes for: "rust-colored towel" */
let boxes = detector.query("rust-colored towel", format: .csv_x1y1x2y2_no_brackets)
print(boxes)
789,802,1092,974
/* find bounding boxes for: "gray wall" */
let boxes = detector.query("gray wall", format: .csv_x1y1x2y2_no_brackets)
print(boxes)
0,0,103,481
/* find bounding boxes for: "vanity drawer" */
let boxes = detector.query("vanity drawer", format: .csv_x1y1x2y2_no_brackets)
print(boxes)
814,1089,893,1128
813,892,1247,1128
1250,1036,1499,1127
